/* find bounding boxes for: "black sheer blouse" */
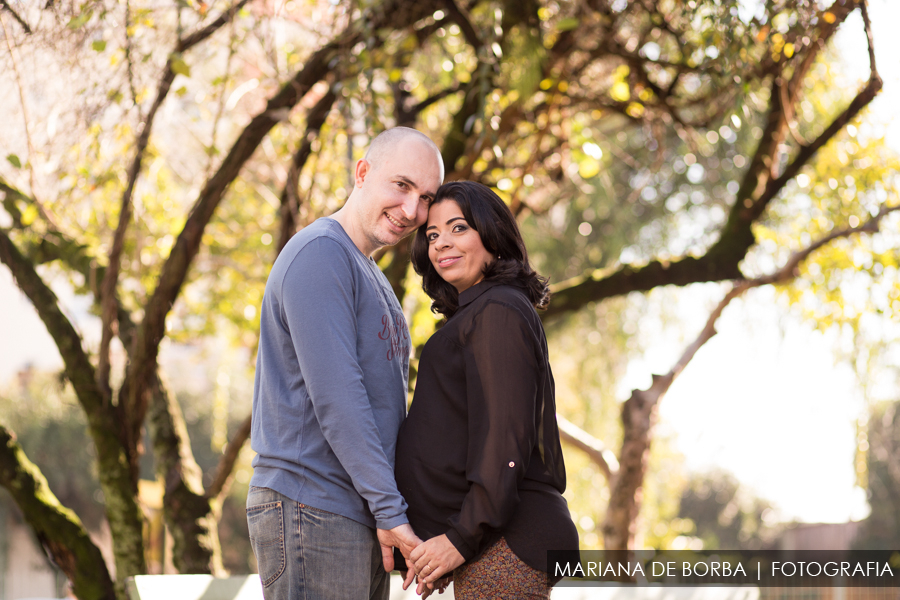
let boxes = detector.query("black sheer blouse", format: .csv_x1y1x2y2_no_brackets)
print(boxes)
395,280,579,572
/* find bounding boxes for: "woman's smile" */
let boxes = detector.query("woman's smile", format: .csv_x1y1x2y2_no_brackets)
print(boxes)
426,200,493,293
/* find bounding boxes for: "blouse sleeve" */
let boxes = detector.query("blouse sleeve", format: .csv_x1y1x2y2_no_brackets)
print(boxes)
445,299,542,559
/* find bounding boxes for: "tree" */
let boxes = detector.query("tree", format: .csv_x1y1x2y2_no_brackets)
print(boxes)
677,470,781,550
0,0,896,597
854,400,900,549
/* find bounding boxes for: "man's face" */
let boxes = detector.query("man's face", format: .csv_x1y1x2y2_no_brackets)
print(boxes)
354,138,442,254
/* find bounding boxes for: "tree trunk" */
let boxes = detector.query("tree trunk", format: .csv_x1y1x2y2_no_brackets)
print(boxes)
147,374,223,574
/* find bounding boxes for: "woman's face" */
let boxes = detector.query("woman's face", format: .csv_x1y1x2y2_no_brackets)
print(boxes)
425,200,493,294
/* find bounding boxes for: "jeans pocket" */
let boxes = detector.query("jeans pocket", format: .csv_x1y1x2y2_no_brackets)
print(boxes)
247,500,286,587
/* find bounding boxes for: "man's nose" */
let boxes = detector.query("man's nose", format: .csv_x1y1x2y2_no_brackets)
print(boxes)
399,194,419,221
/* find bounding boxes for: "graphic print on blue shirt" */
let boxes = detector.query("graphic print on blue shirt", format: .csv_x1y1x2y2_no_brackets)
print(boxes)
378,312,410,361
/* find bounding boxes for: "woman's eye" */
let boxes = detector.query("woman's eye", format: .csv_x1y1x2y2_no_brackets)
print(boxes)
426,233,437,242
452,224,467,233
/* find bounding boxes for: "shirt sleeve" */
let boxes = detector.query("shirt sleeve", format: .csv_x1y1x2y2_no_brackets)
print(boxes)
280,237,408,530
445,300,541,559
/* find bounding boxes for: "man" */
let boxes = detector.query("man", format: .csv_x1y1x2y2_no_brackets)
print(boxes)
247,127,444,599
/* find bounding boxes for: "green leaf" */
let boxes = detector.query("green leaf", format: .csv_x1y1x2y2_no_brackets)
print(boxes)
175,86,188,97
6,154,22,169
66,11,92,29
170,54,191,78
557,17,579,32
92,40,107,52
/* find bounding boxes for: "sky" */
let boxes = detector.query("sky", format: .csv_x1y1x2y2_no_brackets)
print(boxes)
1,1,899,525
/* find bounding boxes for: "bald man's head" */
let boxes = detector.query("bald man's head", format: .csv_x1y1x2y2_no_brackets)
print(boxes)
332,127,443,256
364,127,445,183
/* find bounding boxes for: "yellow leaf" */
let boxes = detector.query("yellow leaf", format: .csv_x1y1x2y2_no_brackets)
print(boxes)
784,43,795,58
21,205,39,226
579,158,601,179
610,81,630,102
823,11,836,24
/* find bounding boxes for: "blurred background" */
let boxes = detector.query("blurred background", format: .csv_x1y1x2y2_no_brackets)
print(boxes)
0,0,898,597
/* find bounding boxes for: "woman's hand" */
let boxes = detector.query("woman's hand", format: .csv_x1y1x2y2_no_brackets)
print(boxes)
419,574,452,598
410,534,464,594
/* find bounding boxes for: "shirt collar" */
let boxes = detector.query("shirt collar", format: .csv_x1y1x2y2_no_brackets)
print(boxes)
458,279,527,307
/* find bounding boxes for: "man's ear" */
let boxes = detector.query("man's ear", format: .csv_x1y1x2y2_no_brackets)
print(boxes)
355,159,371,188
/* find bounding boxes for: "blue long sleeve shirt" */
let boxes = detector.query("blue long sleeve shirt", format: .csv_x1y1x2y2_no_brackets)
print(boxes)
250,217,410,530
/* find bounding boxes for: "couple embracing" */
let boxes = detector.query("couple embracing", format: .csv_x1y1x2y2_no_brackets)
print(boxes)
247,127,579,600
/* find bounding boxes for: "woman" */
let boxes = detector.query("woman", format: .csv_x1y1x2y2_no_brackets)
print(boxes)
395,181,579,598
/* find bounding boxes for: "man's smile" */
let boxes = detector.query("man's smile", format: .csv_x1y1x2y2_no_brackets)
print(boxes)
385,212,409,231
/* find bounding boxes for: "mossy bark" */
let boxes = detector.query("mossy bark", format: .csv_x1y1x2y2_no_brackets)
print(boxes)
0,427,116,600
0,230,147,599
147,375,223,574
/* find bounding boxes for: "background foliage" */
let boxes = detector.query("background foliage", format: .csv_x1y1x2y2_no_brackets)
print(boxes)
1,0,898,596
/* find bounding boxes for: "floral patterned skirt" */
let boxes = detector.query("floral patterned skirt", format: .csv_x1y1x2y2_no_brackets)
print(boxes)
453,536,551,599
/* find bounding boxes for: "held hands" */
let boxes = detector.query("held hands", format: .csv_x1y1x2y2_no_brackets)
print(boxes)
419,574,452,598
410,534,465,595
377,524,423,590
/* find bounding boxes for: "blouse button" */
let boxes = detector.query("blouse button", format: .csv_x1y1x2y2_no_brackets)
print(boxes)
508,461,515,468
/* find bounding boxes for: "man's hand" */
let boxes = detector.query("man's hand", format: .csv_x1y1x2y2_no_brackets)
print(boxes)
377,523,422,578
410,534,465,594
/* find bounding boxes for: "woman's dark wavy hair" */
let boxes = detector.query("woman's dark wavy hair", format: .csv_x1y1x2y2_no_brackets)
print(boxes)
411,181,550,318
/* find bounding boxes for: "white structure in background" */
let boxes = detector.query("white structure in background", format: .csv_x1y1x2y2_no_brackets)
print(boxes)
0,508,67,600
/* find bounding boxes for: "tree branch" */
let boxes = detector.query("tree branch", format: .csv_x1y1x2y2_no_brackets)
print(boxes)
123,0,140,116
277,86,337,253
0,228,147,585
440,0,482,50
0,427,115,600
557,413,617,481
176,0,250,53
859,0,878,78
757,75,882,217
545,1,880,321
99,0,252,408
205,414,251,501
601,200,899,550
0,0,31,33
545,254,742,319
0,230,101,415
414,84,462,114
1,15,55,226
1,179,108,307
744,29,881,226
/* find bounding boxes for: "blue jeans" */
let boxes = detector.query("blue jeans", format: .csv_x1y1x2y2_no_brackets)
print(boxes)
246,486,389,600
